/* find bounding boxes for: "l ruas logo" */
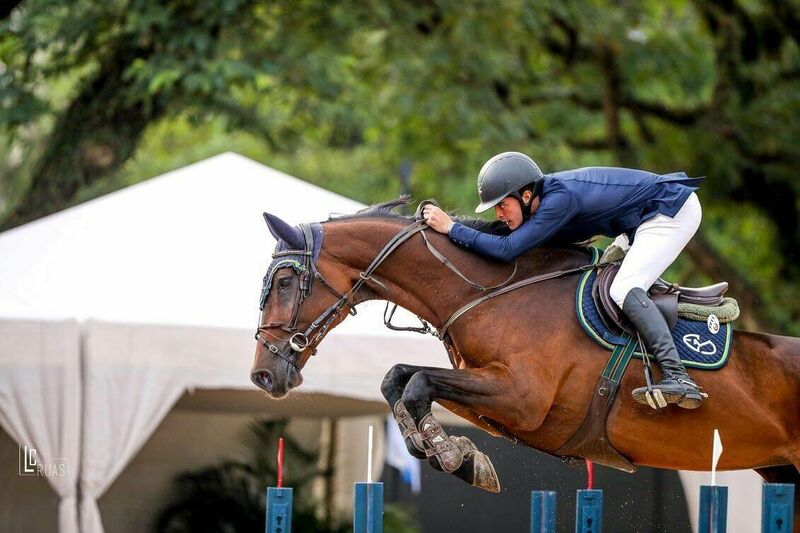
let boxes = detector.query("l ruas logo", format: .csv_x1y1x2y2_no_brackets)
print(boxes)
18,445,68,477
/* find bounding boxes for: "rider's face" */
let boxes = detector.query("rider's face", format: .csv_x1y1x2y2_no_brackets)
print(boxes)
494,191,538,230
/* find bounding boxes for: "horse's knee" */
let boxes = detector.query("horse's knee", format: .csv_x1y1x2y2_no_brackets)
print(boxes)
381,364,412,403
402,372,434,420
402,372,431,401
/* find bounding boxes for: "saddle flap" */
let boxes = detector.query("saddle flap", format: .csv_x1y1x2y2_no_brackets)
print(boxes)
653,293,678,330
593,264,679,332
593,265,632,335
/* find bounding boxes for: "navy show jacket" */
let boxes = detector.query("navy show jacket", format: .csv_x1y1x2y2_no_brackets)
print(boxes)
448,167,702,262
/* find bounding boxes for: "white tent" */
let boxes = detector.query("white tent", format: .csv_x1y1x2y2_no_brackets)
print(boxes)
0,153,445,533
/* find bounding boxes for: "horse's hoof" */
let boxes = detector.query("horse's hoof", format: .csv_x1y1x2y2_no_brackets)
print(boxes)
452,436,501,493
471,450,501,493
451,435,478,455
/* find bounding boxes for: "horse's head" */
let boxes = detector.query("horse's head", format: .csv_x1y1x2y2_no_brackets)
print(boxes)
250,212,356,398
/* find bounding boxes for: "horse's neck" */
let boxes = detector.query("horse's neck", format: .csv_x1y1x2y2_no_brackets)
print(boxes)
323,218,592,326
322,219,444,323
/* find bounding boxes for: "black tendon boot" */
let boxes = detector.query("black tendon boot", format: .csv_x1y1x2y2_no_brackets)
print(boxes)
624,288,705,409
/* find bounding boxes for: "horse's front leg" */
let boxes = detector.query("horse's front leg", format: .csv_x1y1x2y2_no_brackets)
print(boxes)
401,363,523,493
381,364,444,460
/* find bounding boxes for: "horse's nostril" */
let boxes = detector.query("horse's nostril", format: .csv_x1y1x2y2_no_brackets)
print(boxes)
253,370,273,392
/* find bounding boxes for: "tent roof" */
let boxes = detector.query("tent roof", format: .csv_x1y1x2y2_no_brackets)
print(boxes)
0,153,445,395
0,152,369,328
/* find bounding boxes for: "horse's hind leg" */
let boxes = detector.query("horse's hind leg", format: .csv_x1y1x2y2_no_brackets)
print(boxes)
380,364,443,460
401,363,523,493
755,465,800,531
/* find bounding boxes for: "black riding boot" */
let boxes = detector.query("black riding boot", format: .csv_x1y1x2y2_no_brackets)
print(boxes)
624,288,705,409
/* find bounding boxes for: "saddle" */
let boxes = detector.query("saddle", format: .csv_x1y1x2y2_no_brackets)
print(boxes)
592,263,729,336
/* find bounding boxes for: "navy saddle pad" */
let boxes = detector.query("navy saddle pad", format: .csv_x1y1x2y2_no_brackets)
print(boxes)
576,267,733,370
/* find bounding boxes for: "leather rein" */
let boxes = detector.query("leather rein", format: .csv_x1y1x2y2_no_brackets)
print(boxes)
256,216,595,370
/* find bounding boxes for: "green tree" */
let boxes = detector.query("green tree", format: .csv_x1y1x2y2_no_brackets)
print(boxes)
2,0,799,333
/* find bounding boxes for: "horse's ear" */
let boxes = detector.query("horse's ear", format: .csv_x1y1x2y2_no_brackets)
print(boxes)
263,212,304,249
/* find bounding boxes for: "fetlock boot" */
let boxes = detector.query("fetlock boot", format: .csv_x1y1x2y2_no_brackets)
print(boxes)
624,288,705,409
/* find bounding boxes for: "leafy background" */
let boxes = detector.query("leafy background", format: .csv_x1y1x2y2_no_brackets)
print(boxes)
2,0,799,333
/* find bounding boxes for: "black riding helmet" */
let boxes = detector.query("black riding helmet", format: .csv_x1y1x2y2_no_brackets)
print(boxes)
475,152,544,221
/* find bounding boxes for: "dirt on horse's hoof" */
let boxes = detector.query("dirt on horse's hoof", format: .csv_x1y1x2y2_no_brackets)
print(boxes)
472,450,501,493
452,436,501,493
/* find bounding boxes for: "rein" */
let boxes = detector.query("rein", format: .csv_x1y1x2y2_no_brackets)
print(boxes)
257,215,596,369
436,262,596,337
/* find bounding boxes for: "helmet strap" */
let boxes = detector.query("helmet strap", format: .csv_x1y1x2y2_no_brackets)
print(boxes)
521,197,533,222
509,192,533,223
517,181,543,223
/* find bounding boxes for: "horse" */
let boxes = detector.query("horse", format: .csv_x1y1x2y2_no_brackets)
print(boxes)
250,198,800,527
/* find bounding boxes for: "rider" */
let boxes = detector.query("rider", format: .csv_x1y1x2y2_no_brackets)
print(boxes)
422,151,705,409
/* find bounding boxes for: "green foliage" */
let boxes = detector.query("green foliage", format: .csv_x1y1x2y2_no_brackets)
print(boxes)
383,503,421,533
2,0,800,332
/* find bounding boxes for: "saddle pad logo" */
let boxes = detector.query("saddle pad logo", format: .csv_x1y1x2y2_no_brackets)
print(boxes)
683,334,717,356
707,314,720,334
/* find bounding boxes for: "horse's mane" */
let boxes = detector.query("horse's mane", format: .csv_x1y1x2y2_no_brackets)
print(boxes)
327,196,414,223
326,196,594,251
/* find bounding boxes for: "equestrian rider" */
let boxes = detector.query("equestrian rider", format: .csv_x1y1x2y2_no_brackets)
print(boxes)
422,151,705,409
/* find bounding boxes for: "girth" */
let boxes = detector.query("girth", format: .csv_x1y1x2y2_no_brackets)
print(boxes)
555,337,639,472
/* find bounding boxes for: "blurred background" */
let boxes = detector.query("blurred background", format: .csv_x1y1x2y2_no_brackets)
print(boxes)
0,1,798,532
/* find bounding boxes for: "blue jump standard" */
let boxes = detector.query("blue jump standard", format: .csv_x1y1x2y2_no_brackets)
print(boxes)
530,491,557,533
575,489,603,533
762,483,795,533
267,480,792,532
265,487,293,533
699,485,727,533
354,482,383,533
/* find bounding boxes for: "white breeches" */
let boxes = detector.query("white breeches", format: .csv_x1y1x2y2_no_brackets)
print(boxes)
609,192,702,308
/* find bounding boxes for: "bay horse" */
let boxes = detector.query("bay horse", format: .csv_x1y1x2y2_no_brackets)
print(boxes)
251,198,800,526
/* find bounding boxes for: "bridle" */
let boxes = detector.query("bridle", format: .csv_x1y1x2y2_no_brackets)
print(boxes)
256,204,595,372
255,219,432,372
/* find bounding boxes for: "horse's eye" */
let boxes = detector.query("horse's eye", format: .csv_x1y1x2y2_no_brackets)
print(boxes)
279,278,291,290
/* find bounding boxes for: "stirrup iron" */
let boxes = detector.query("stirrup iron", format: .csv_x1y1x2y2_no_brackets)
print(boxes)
638,334,667,410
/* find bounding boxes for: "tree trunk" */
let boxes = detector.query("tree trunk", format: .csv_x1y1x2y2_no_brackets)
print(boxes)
1,43,161,231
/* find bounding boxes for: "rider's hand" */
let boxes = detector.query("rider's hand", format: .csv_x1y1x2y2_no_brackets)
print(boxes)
422,205,454,234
